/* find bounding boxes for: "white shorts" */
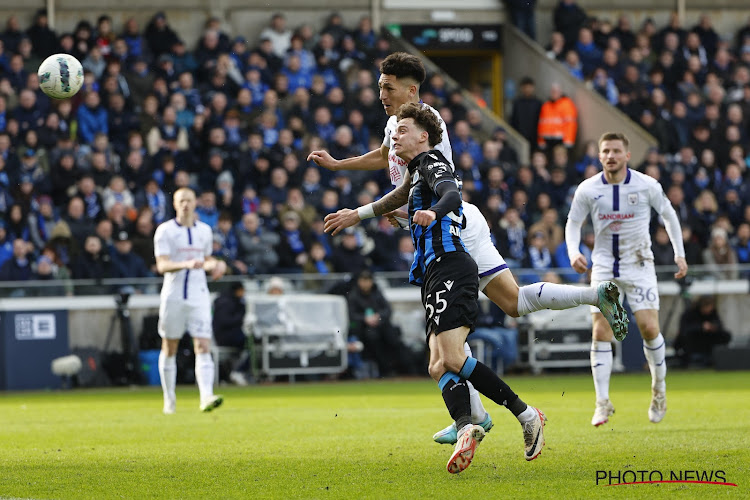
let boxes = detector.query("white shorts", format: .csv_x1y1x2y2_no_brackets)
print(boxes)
158,300,213,339
462,202,508,291
591,261,659,313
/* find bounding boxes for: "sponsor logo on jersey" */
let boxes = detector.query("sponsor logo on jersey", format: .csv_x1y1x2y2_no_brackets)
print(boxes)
598,213,635,220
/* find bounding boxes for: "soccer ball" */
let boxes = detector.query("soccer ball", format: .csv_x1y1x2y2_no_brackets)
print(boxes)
38,53,84,99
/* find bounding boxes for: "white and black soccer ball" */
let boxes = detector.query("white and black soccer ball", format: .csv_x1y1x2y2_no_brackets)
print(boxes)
38,53,84,99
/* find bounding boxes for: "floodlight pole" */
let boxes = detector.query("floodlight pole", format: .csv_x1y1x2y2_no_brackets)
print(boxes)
677,0,686,27
372,0,382,37
47,0,55,30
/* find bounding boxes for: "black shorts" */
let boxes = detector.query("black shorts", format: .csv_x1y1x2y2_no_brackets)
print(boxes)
421,252,479,337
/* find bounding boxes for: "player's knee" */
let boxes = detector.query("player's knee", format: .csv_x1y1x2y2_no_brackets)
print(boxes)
194,339,211,354
592,325,613,342
441,352,467,374
505,304,521,318
428,359,444,381
640,321,660,339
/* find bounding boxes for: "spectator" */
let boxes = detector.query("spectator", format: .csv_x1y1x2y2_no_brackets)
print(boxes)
275,211,311,273
27,194,58,250
702,227,739,280
504,0,537,39
213,212,245,275
26,9,57,59
495,207,527,268
575,27,602,76
522,230,553,283
77,91,108,145
71,234,115,294
235,212,279,275
346,269,411,377
110,230,150,282
212,282,251,386
302,240,334,288
675,295,731,368
537,82,578,151
0,223,15,270
259,13,292,59
130,209,156,273
31,252,67,297
102,175,135,215
553,0,588,50
510,77,542,147
529,208,564,253
144,12,179,58
195,190,219,230
6,203,29,241
468,301,519,372
0,238,32,288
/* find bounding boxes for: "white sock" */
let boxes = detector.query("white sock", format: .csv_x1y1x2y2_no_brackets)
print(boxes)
464,342,488,423
517,405,537,423
194,352,215,402
517,283,598,316
591,341,612,401
643,333,667,392
158,351,176,403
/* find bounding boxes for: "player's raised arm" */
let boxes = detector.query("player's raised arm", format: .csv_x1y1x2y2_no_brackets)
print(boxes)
307,145,389,172
324,171,411,235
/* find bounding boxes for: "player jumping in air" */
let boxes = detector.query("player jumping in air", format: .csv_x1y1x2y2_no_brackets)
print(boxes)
329,103,546,471
311,52,627,444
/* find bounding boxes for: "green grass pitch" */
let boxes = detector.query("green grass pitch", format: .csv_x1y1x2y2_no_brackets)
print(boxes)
0,370,748,499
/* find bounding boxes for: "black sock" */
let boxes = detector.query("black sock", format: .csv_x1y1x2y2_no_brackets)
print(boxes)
460,358,528,417
439,373,472,431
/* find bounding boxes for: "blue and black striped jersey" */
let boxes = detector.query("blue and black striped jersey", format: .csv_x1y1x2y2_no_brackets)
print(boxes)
408,150,466,285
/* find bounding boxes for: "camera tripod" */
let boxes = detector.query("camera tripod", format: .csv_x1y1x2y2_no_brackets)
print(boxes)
102,292,142,385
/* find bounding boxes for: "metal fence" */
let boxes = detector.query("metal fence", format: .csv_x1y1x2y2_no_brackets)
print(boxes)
1,264,748,298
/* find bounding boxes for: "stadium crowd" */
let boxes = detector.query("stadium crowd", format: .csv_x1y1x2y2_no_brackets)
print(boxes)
0,8,749,295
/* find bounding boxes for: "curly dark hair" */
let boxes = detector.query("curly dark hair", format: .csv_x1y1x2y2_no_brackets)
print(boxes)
379,52,426,85
396,103,442,148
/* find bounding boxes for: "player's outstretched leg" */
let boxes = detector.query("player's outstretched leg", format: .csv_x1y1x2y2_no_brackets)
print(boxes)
447,424,485,473
522,407,547,461
457,356,547,460
596,282,629,341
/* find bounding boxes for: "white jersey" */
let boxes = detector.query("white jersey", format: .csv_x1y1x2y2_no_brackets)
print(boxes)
381,101,507,287
568,169,670,278
382,103,452,186
154,218,213,304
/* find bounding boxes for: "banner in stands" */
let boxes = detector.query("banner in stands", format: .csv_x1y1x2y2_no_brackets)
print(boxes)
0,310,69,390
389,24,503,50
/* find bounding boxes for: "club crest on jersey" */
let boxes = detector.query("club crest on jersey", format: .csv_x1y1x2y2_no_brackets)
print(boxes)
628,193,639,205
